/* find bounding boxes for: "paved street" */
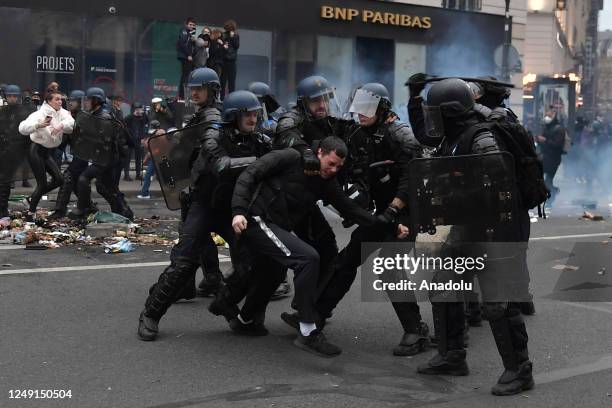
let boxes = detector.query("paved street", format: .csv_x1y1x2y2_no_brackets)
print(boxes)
1,182,612,408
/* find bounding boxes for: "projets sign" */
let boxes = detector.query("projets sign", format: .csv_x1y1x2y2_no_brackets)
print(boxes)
320,5,432,29
36,55,76,75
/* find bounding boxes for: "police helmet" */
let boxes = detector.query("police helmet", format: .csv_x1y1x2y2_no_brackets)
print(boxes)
187,67,220,90
297,76,334,100
359,83,392,112
69,90,85,100
474,76,511,109
4,84,21,96
222,90,262,123
425,78,475,118
86,87,106,103
248,82,272,98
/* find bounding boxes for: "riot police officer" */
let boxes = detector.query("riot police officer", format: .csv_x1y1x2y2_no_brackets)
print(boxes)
0,85,33,217
414,78,534,396
175,68,226,300
49,90,88,220
273,75,353,312
70,87,132,220
138,73,271,340
248,81,281,133
280,83,430,355
67,90,85,117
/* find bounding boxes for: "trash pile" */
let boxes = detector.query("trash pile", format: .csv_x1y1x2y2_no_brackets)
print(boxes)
581,211,605,221
0,210,195,252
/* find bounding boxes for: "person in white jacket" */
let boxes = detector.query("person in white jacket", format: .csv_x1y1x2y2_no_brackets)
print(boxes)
18,90,74,220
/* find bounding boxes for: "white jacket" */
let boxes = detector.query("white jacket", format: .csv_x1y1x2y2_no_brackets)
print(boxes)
18,102,75,148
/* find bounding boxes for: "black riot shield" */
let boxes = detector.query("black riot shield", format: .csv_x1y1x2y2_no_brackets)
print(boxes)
408,152,518,235
148,123,205,210
71,111,116,166
0,105,35,183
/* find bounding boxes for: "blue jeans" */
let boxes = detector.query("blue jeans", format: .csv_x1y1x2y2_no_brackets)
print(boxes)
140,161,155,196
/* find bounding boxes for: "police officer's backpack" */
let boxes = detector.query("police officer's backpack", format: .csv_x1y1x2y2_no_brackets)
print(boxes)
462,115,551,215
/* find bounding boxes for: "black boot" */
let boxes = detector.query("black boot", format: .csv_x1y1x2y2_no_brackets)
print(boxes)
196,271,223,297
140,262,194,340
393,321,430,356
208,285,240,321
491,360,534,395
137,311,159,341
487,307,533,395
417,350,469,376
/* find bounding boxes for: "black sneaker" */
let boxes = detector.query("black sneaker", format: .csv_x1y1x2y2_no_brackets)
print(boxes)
280,312,300,330
228,317,269,336
417,350,469,376
208,289,240,321
281,312,326,331
491,361,535,396
137,311,159,341
294,329,341,358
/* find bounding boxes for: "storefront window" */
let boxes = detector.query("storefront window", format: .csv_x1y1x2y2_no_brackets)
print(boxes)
235,28,272,91
273,32,316,106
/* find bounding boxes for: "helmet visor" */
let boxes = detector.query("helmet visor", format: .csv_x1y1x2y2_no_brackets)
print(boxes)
422,104,445,142
348,88,381,118
305,89,342,119
5,94,22,105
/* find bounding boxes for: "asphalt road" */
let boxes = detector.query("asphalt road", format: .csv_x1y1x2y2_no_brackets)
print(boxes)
1,182,612,408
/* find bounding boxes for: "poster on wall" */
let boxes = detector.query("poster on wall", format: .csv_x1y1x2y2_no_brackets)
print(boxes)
32,45,81,92
535,78,576,136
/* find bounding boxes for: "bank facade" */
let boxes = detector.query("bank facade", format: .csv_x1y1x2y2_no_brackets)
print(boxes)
0,0,505,115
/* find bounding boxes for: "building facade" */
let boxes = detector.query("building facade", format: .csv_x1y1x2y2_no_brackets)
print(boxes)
523,0,603,125
390,0,528,117
1,0,507,121
597,29,612,117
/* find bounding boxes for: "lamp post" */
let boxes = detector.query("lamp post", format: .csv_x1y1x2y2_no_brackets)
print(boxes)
501,0,513,82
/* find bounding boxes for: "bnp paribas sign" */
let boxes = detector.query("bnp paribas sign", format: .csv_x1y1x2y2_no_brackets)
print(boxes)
320,5,432,29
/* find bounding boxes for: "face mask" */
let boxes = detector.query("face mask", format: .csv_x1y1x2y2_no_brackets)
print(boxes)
543,116,553,125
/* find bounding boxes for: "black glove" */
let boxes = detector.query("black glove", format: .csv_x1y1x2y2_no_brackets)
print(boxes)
406,73,429,97
301,148,320,174
377,205,399,224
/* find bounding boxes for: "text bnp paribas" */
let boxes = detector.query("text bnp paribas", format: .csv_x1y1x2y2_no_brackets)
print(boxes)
320,6,432,29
